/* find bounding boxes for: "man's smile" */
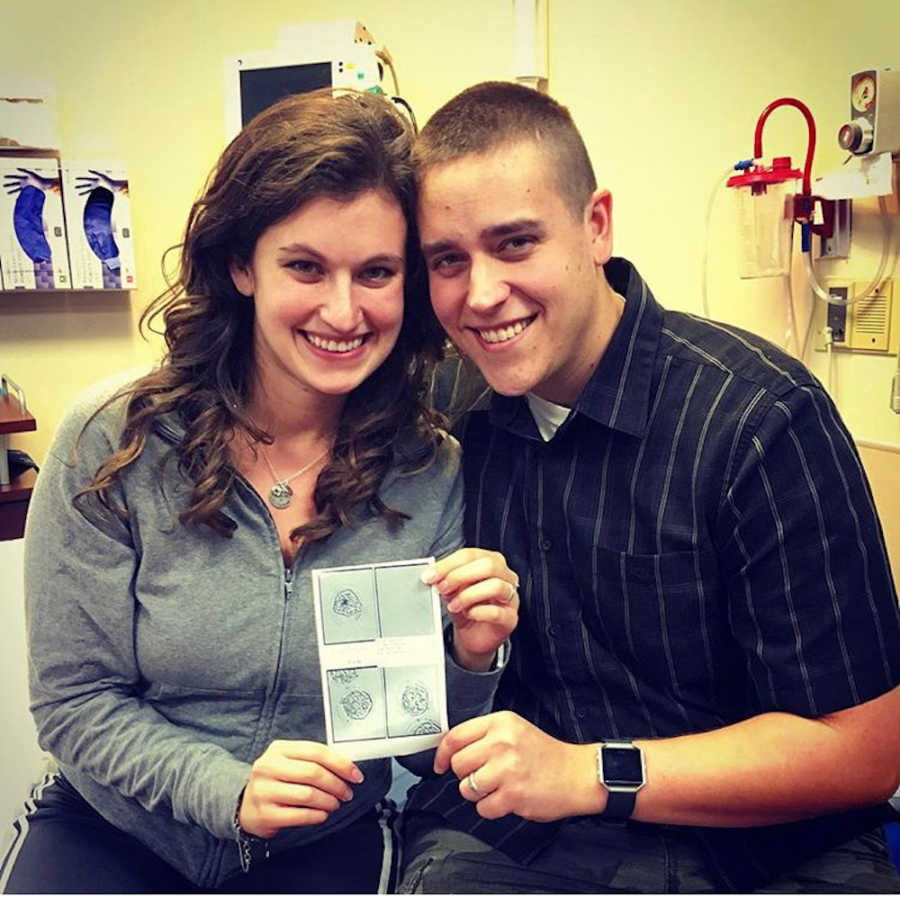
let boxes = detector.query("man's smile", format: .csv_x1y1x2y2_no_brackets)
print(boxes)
470,315,537,345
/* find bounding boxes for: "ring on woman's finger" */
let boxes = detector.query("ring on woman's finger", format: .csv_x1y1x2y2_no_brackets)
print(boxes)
466,769,486,797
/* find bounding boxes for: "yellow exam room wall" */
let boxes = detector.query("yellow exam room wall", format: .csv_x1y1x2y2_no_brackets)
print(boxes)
2,0,899,586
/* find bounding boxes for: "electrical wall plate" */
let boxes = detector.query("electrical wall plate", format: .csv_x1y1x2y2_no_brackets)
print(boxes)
849,279,892,351
812,278,897,354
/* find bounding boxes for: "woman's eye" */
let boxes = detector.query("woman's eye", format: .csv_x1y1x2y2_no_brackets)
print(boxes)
360,265,397,283
286,260,321,276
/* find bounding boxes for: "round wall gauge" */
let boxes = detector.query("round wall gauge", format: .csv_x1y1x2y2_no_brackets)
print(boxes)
851,73,876,113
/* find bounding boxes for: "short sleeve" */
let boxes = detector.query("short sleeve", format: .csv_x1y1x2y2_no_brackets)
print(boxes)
717,383,900,717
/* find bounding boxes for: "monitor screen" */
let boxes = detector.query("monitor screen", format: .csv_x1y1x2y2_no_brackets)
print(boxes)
238,62,332,127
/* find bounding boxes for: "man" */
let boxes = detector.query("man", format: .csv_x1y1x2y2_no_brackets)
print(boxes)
398,81,900,893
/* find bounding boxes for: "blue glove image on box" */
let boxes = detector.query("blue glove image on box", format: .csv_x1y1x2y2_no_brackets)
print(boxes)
83,187,121,266
62,163,136,290
13,186,52,262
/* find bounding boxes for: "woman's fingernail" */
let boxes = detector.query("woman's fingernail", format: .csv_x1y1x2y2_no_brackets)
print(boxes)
421,567,438,584
351,767,365,783
342,789,354,802
447,601,460,613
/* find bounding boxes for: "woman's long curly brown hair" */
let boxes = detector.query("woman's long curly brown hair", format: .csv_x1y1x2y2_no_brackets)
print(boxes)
79,89,446,544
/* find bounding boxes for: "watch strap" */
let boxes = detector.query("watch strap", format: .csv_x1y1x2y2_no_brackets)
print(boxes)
602,787,638,820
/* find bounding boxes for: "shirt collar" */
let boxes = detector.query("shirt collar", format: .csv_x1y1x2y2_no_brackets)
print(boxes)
490,257,662,440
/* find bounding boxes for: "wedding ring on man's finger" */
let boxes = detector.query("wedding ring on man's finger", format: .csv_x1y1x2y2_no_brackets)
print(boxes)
466,770,485,797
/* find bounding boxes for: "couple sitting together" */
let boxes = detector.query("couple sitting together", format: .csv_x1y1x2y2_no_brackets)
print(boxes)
4,81,899,894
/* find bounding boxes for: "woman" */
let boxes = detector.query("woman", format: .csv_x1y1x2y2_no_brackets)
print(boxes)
4,91,518,893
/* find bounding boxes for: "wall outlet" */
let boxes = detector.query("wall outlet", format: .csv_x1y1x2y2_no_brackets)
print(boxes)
826,290,848,342
812,279,897,354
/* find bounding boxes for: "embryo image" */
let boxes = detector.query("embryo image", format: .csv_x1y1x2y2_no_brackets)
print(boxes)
319,568,379,644
385,665,439,737
411,719,441,735
341,689,374,720
327,666,386,743
333,588,363,620
401,681,430,717
329,669,359,687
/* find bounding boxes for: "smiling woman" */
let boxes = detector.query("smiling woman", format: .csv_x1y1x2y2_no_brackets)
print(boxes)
8,90,520,894
228,190,407,405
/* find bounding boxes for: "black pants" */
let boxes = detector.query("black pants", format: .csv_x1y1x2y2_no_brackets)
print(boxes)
1,774,397,894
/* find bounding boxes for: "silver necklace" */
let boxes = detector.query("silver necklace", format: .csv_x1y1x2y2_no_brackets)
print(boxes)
258,443,329,510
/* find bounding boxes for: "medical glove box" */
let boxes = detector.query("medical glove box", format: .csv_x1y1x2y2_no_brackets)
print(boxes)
61,163,137,290
0,157,71,290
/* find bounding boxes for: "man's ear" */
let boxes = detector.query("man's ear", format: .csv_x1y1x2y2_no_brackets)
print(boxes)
585,189,613,267
229,260,254,297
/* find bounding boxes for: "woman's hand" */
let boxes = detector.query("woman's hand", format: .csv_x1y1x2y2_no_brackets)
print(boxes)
238,740,364,839
423,548,519,672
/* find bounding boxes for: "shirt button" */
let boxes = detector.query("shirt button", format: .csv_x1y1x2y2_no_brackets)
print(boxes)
548,624,561,637
539,538,552,551
576,708,588,720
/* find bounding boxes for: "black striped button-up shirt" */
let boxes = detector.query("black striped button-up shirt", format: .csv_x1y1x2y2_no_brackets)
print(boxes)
408,257,900,889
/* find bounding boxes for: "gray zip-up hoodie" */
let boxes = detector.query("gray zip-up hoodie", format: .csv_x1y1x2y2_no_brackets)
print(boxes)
23,381,503,888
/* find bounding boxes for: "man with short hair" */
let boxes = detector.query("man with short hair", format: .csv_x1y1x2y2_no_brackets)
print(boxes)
398,81,900,893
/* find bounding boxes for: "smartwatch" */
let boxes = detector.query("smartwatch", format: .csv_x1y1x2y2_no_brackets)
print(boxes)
596,739,645,820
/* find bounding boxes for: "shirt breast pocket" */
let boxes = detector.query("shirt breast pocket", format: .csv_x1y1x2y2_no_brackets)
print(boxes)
585,544,716,690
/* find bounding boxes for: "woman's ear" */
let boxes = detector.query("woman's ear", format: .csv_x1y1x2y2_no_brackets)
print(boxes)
585,189,613,267
229,260,254,297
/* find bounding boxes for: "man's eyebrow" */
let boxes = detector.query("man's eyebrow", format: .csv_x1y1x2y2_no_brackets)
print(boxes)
481,219,543,239
422,219,544,257
421,239,458,257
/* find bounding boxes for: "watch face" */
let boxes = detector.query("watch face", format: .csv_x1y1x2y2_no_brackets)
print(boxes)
602,745,644,787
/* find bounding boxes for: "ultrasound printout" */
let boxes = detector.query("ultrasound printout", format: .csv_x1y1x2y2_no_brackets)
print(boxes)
312,558,448,760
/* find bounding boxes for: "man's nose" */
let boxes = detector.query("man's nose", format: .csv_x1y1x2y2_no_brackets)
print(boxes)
466,256,510,313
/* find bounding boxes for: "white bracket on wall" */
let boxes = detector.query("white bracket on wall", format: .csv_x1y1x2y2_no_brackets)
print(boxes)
513,0,548,91
819,198,852,259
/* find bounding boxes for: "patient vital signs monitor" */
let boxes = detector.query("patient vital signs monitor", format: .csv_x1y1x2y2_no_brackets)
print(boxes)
224,22,384,141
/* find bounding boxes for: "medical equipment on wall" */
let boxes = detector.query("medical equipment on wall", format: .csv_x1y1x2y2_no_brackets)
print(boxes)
513,0,549,91
839,69,900,157
701,97,837,357
704,77,898,373
725,97,837,282
224,21,395,141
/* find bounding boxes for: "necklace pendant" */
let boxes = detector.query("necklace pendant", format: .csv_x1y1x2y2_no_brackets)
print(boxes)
269,481,293,510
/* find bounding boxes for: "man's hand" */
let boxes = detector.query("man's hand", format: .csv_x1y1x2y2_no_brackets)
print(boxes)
434,710,597,821
424,548,519,672
238,740,364,839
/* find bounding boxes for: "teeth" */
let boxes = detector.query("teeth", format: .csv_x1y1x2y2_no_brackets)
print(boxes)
478,318,532,344
306,333,365,352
